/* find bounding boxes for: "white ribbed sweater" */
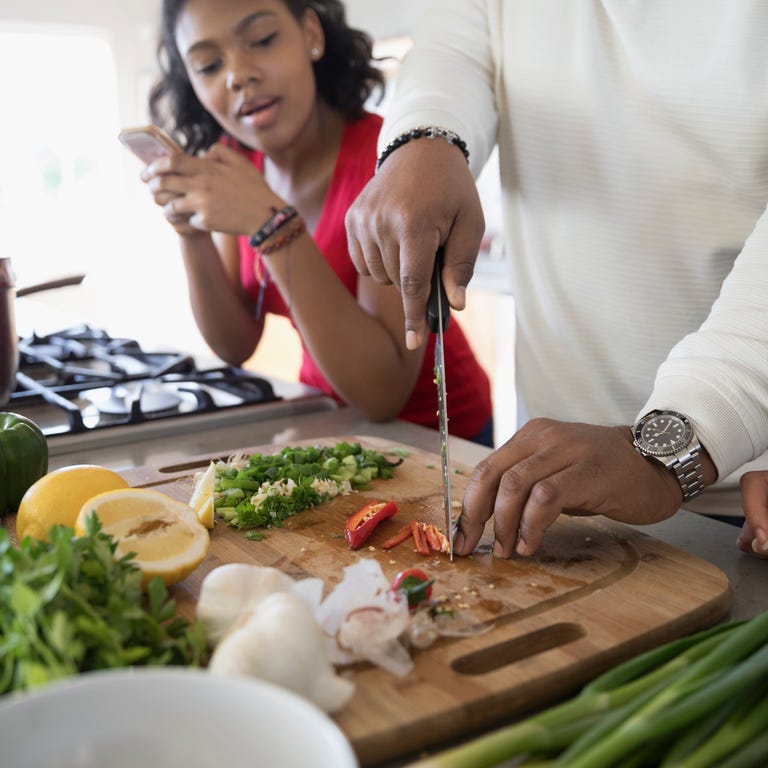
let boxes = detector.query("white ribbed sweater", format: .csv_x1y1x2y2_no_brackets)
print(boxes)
382,0,768,513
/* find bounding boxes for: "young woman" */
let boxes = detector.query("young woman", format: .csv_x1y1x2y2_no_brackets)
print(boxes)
141,0,493,444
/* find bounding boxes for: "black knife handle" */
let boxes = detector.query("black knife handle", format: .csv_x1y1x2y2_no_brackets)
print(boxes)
427,247,451,334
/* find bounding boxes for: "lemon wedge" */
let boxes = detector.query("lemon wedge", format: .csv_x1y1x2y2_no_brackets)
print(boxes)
189,461,216,529
75,487,210,588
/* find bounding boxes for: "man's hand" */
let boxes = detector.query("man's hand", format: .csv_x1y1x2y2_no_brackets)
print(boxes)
345,138,485,350
453,419,701,558
737,471,768,558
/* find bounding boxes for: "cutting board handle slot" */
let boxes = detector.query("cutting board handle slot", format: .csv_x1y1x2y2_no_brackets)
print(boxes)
157,458,221,474
451,621,586,676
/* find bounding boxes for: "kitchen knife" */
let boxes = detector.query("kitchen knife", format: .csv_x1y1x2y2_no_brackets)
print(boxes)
427,248,454,561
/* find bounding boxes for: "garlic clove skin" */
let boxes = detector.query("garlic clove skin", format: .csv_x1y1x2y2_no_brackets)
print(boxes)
196,563,296,647
337,606,414,677
208,591,355,714
291,576,325,613
315,558,394,636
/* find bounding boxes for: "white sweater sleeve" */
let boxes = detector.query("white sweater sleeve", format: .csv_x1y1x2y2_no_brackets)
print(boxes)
641,204,768,479
385,0,768,485
379,0,499,177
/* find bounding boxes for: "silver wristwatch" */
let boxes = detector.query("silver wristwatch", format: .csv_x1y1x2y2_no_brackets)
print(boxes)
631,410,705,502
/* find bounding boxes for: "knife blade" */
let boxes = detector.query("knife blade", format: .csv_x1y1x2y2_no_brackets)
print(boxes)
427,247,454,561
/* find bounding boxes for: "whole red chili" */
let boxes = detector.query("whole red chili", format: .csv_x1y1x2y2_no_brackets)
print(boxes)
391,568,434,610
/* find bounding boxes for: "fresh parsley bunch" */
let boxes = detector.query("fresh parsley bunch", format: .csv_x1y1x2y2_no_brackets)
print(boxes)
0,517,208,694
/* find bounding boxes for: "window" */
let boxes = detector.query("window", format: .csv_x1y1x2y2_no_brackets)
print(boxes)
0,29,122,287
1,23,199,351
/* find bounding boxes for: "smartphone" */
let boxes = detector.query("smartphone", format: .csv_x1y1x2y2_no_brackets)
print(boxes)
118,124,183,164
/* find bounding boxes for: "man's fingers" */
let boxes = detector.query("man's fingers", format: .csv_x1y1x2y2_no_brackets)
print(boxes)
488,454,562,558
512,469,583,556
455,450,523,556
346,227,370,276
369,241,397,286
739,471,768,556
399,237,442,350
441,204,485,310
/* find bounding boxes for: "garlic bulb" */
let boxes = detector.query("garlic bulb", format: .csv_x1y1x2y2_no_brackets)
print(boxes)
196,563,296,646
208,591,355,714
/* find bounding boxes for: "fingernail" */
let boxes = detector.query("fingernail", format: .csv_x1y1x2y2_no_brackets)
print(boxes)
406,330,419,350
492,539,504,558
452,285,467,310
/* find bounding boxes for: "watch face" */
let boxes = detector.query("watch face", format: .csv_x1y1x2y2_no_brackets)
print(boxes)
635,412,693,456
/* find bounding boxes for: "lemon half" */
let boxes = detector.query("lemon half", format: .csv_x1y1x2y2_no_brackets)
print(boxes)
75,487,210,588
16,464,129,542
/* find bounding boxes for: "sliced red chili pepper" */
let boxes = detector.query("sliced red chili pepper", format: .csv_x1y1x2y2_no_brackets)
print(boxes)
424,523,450,554
381,523,413,550
391,568,434,610
411,520,431,555
345,500,399,549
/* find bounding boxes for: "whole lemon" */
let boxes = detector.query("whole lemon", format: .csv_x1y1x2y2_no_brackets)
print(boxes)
16,464,129,542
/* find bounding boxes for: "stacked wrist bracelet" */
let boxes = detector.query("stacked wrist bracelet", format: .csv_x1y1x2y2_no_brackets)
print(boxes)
376,125,469,171
257,218,306,256
249,205,298,249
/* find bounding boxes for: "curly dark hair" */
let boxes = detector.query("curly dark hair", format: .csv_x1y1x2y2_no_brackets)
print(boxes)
148,0,385,154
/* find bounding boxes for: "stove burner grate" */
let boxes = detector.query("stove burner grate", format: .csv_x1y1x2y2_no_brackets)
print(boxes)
9,324,283,437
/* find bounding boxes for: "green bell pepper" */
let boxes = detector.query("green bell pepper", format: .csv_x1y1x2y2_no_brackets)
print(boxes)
0,412,48,515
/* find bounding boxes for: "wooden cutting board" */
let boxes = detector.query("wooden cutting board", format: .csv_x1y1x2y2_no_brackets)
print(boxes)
122,435,731,766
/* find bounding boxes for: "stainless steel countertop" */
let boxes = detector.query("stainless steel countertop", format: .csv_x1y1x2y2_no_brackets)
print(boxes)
48,404,766,621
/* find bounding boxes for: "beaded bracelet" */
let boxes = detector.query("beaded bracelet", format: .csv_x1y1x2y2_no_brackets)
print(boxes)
249,205,298,248
258,217,307,256
376,126,469,171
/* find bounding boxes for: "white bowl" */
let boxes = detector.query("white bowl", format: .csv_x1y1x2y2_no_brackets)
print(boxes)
0,668,358,768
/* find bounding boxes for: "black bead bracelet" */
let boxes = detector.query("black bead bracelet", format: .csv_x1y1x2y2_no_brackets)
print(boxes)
376,126,469,171
249,205,299,249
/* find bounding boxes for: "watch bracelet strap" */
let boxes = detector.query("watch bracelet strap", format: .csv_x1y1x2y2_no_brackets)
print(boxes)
667,442,705,502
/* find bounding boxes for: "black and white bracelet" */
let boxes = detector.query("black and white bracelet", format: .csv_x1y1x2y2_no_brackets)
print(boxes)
376,126,469,171
249,205,298,249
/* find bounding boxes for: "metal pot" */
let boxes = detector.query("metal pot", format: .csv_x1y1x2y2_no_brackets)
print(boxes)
0,264,86,406
0,258,18,406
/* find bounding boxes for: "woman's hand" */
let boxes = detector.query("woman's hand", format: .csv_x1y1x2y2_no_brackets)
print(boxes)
737,471,768,558
139,158,197,236
453,419,697,558
141,144,283,237
345,138,485,350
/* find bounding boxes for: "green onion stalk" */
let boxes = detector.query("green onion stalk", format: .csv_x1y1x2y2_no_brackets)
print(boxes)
405,614,768,768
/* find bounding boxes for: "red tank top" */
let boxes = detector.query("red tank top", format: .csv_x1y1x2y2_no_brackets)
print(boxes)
237,112,492,440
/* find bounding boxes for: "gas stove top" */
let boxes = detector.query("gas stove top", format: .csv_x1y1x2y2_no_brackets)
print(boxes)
8,325,335,454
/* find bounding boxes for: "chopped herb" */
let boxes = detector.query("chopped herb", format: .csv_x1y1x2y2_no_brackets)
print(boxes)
245,530,265,541
389,447,411,458
212,442,403,531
